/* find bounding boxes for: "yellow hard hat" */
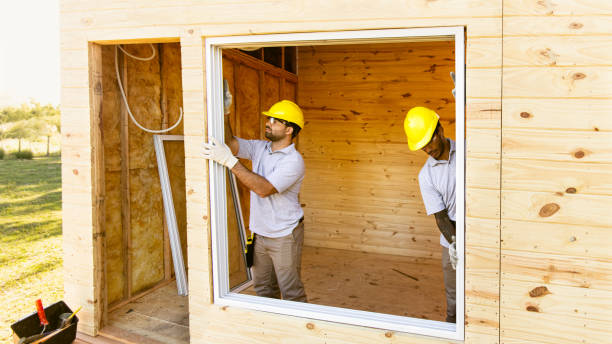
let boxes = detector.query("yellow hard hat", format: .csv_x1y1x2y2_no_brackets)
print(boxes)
403,106,440,151
262,100,304,129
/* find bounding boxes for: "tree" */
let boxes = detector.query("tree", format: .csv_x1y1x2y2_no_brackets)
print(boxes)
5,120,41,152
34,116,60,156
0,102,60,125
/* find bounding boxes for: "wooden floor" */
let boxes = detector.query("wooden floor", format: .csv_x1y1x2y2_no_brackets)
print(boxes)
75,246,445,343
242,246,446,321
76,282,189,344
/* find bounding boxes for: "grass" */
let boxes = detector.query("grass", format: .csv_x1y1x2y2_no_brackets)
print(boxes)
0,157,63,344
0,137,61,158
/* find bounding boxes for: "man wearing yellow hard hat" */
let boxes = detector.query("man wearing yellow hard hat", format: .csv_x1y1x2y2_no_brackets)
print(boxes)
404,106,457,323
202,85,307,302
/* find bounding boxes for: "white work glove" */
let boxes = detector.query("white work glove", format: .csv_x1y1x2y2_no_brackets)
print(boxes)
223,79,232,115
450,71,456,99
448,235,458,270
201,137,238,169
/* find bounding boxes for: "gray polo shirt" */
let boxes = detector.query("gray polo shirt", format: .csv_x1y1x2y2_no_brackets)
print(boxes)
418,138,456,248
236,137,305,238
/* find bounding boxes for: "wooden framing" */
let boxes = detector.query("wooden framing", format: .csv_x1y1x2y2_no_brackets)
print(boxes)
89,42,107,332
118,48,132,302
60,1,612,343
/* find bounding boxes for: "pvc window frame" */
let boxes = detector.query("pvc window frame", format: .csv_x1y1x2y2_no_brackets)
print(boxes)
206,27,466,341
153,134,188,296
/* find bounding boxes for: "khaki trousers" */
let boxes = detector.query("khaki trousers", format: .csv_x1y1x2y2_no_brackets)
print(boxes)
252,222,307,302
442,246,457,322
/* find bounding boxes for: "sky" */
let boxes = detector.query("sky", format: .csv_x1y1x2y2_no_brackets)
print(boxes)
0,0,60,107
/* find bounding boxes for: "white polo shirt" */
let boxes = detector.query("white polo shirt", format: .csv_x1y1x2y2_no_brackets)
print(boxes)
236,138,305,238
418,138,456,248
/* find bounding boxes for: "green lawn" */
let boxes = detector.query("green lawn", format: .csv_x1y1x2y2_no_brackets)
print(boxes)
0,157,63,344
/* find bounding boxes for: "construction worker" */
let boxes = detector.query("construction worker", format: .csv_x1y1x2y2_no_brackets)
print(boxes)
201,93,307,302
404,106,457,323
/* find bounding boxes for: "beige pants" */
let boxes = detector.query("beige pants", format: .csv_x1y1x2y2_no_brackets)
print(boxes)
442,246,457,322
252,222,307,302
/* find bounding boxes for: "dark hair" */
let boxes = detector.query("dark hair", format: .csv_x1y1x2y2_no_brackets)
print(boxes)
277,118,301,139
288,122,301,139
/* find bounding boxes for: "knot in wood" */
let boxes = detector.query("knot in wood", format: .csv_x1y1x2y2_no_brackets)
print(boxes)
306,323,315,330
539,203,560,217
384,331,394,338
526,305,540,312
574,150,585,159
72,169,79,175
529,286,551,297
520,112,531,118
569,22,584,29
565,187,577,194
572,72,586,80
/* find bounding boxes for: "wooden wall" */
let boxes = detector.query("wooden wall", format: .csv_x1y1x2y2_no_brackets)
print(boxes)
62,1,504,342
222,49,298,288
222,49,298,229
500,1,612,343
298,41,456,259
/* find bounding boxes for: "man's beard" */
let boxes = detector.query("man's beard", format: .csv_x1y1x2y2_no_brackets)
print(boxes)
265,130,282,141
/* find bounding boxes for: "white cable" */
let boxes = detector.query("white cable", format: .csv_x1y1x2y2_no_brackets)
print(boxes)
115,44,183,134
118,43,156,61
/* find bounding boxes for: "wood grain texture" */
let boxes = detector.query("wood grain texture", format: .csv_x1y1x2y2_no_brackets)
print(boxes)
501,250,612,343
502,219,612,259
89,42,107,332
298,41,456,258
503,66,612,98
502,158,612,196
502,189,611,228
504,16,612,36
241,246,447,321
502,128,612,163
59,0,501,31
503,36,612,67
502,98,612,131
60,1,505,341
101,45,125,306
504,0,612,16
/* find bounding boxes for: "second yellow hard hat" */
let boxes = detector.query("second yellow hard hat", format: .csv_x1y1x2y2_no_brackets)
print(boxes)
403,106,440,151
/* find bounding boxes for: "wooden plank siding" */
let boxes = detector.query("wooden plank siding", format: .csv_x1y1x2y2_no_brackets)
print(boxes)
298,41,454,259
59,1,504,343
500,1,612,343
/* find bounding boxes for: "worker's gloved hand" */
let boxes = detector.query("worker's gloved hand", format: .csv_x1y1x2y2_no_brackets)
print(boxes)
223,79,233,115
201,137,238,169
448,235,458,270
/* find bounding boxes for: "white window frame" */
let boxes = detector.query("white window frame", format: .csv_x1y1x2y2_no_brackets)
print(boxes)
153,134,188,296
206,27,465,341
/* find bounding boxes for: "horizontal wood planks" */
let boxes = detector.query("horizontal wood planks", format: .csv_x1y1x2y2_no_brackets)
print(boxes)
298,41,455,259
500,1,612,343
60,1,505,342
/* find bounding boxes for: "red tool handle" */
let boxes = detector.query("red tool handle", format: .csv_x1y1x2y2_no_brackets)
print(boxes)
35,299,49,326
